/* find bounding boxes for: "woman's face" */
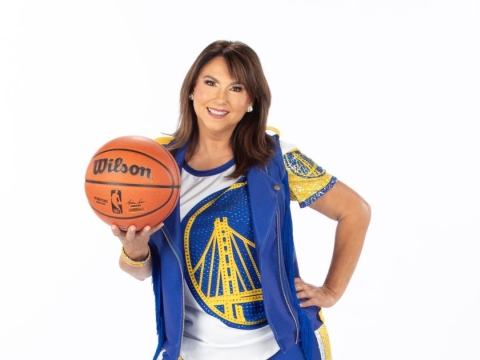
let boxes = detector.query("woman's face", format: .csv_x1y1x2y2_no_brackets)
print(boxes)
192,56,252,139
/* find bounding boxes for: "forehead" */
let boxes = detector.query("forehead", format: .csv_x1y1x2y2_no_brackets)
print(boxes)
199,57,236,81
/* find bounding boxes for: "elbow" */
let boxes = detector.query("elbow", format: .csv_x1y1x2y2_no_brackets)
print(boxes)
363,199,372,222
358,199,372,233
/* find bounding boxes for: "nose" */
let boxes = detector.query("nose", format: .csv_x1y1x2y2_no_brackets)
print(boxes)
215,88,227,105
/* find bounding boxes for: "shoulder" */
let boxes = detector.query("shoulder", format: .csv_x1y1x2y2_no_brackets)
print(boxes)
266,126,299,155
279,139,298,155
155,136,174,146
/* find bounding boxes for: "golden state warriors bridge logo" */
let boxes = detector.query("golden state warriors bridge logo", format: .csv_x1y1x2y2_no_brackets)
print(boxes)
285,151,326,179
183,180,266,329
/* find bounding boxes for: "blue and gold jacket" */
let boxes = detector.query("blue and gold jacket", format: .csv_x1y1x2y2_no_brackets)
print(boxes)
148,135,322,360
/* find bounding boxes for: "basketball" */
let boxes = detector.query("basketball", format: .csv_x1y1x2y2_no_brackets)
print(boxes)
84,135,181,231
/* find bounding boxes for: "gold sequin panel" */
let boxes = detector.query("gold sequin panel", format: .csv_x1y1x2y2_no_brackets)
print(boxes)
284,150,337,208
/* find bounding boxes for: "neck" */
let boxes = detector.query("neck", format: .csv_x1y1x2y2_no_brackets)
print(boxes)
187,138,234,171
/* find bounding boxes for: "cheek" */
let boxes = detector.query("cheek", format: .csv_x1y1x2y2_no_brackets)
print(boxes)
194,88,208,102
194,83,216,101
233,95,250,109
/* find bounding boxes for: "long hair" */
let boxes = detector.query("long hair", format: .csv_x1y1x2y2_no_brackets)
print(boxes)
169,40,275,178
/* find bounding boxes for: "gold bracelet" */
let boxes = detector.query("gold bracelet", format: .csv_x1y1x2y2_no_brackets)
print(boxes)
121,247,151,268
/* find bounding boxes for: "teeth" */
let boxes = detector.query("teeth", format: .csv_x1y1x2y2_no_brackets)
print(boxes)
209,108,228,116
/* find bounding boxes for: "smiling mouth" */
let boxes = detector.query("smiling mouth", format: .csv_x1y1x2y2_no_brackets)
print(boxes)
208,107,229,116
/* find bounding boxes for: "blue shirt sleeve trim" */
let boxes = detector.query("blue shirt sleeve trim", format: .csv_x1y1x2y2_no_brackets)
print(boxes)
298,176,337,208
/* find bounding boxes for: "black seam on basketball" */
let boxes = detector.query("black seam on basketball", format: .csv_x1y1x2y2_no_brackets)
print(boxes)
85,179,180,188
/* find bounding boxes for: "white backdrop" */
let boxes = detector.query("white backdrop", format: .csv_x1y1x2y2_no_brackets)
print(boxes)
1,1,479,359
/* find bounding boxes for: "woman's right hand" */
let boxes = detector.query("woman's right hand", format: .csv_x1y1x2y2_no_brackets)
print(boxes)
112,223,163,261
112,223,164,280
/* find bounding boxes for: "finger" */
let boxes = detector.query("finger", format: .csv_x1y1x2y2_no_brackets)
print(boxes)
294,278,306,288
299,288,325,306
296,289,309,300
140,226,151,235
299,298,320,308
137,222,163,236
125,225,137,240
152,222,164,232
111,224,124,237
295,281,307,292
297,285,316,297
295,280,316,293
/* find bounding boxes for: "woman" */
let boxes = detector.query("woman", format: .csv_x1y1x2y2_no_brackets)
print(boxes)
112,40,371,360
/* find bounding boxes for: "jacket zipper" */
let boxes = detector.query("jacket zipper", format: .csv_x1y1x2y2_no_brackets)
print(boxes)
161,227,185,359
276,213,299,344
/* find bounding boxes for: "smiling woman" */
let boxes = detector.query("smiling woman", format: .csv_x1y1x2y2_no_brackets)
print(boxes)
109,40,371,360
188,56,253,170
172,40,275,179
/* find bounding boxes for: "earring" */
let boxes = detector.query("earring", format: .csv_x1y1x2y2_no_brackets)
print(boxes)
189,94,194,100
247,106,253,113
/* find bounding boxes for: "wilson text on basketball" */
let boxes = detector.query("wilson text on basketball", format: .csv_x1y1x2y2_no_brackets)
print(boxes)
93,158,152,178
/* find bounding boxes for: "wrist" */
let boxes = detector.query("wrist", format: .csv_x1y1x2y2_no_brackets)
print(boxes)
121,247,151,267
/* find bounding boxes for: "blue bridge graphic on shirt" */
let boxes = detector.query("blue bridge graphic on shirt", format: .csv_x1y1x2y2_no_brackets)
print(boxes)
184,182,266,328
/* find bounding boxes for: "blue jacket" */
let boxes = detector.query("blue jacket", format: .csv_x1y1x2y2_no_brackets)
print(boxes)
148,136,322,360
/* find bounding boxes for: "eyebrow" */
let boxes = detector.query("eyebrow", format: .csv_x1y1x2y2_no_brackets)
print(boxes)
202,75,243,87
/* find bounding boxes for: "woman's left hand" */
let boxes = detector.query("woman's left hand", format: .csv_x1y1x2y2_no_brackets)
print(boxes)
295,277,338,308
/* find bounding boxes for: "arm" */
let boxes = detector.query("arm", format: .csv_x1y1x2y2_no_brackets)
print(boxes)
112,223,163,281
295,180,371,308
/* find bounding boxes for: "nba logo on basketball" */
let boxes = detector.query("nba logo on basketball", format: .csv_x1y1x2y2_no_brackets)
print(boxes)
111,190,123,214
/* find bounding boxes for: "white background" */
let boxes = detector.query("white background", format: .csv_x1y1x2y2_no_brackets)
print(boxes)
1,1,479,359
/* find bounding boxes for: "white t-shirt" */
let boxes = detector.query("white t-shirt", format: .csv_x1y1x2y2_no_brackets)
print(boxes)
175,140,336,360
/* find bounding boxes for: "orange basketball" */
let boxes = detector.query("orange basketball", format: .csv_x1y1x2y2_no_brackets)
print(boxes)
84,135,180,231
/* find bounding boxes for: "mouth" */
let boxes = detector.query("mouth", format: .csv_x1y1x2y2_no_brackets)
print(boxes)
208,107,229,116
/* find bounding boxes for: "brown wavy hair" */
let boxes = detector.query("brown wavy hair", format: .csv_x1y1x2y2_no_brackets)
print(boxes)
168,40,275,178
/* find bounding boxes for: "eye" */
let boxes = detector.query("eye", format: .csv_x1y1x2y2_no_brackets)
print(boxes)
230,85,243,92
205,79,215,86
